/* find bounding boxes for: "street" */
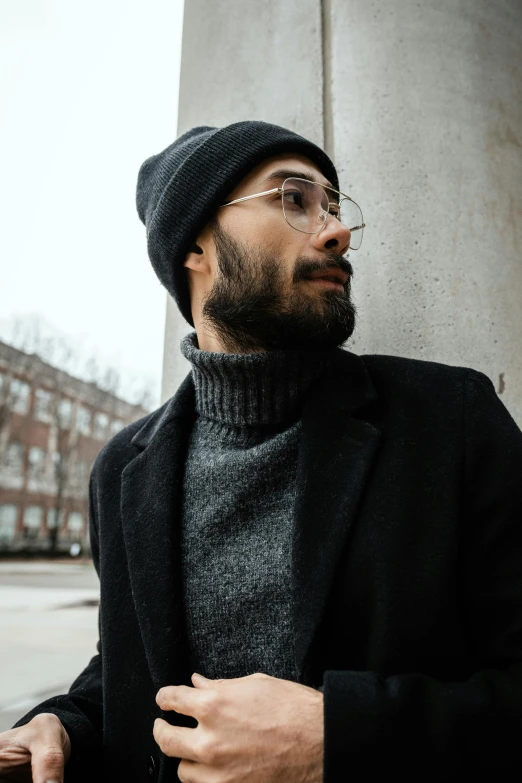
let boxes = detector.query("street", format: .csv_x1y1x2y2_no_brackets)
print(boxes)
0,560,100,733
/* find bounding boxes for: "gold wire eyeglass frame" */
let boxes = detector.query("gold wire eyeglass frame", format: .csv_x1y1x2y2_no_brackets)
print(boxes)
220,176,366,250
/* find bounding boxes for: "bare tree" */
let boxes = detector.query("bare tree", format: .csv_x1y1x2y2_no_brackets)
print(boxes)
0,316,153,556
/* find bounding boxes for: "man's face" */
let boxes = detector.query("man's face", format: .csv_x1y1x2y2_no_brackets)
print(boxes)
188,152,357,353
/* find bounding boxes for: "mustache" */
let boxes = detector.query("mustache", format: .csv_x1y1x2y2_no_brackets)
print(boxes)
293,254,353,283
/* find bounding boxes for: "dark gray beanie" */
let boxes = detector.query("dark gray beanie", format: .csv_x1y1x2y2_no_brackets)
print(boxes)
136,120,339,327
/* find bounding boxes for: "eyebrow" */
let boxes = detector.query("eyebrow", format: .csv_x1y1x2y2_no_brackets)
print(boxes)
262,167,334,190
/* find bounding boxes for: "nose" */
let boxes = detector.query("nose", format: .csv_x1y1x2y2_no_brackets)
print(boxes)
310,213,351,254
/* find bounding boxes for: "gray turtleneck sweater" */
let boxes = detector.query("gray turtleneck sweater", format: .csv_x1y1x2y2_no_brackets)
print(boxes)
179,331,332,685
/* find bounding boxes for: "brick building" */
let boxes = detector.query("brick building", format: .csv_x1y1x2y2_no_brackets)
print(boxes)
0,339,150,556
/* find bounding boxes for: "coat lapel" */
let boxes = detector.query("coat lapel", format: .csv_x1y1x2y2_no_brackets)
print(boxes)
120,347,382,691
120,372,196,690
292,349,382,682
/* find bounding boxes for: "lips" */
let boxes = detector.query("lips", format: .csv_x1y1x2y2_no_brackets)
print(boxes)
304,267,349,286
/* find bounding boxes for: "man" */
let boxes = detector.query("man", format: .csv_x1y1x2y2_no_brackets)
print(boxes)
1,120,522,782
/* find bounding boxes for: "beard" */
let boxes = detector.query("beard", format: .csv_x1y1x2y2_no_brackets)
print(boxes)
200,220,357,353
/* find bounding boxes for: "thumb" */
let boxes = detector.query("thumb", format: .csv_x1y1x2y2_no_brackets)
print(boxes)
191,672,220,688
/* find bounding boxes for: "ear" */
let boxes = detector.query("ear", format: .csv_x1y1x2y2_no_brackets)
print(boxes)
184,242,206,271
184,221,215,272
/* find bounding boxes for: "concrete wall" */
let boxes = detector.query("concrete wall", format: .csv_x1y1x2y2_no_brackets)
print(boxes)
163,0,522,426
328,0,522,424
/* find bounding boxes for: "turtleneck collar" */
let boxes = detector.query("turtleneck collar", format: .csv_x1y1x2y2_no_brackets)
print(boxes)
180,331,335,427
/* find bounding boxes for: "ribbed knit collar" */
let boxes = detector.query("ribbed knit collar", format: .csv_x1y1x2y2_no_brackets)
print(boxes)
180,331,334,427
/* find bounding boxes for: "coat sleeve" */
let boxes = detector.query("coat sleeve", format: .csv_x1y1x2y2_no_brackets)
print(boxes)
322,369,522,779
11,468,103,781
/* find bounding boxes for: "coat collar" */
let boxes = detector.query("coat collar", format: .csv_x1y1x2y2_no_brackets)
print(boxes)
121,348,382,690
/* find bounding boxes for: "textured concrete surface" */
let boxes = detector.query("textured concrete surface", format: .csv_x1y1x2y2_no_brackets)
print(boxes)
163,0,522,428
0,562,99,733
161,0,325,402
329,0,522,425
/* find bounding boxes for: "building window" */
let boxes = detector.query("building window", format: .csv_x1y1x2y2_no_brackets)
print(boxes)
93,412,109,440
76,405,91,435
34,388,53,421
10,379,31,415
23,506,43,538
47,508,65,529
57,398,72,428
67,511,84,534
110,418,124,435
0,504,17,542
3,442,24,475
28,446,46,479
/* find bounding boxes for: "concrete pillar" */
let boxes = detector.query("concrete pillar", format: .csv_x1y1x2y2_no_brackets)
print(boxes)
328,0,522,424
161,0,324,401
163,0,522,427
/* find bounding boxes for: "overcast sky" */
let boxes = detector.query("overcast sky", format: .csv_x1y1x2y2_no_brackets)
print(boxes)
1,0,185,408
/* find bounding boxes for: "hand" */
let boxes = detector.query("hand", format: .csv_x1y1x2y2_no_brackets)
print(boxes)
0,713,71,783
153,671,324,783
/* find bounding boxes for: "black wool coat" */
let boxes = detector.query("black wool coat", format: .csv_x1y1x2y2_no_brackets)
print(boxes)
12,347,522,781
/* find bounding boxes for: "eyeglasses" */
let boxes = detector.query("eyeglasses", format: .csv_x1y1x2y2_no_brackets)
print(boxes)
220,176,365,250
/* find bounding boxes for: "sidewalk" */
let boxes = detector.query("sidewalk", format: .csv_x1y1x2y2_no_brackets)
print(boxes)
0,561,100,732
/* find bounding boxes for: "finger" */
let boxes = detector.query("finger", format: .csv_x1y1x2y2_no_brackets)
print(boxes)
191,672,230,690
30,725,67,783
156,685,205,718
153,719,200,761
191,672,215,689
0,729,31,779
243,672,271,681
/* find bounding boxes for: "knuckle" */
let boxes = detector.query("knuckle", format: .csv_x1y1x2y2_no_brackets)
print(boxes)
28,713,47,728
0,735,26,762
197,692,215,720
31,712,61,730
39,746,64,765
0,727,20,745
197,736,220,765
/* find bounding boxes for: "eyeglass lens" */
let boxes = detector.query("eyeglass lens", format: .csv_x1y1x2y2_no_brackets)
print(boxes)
281,177,363,250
